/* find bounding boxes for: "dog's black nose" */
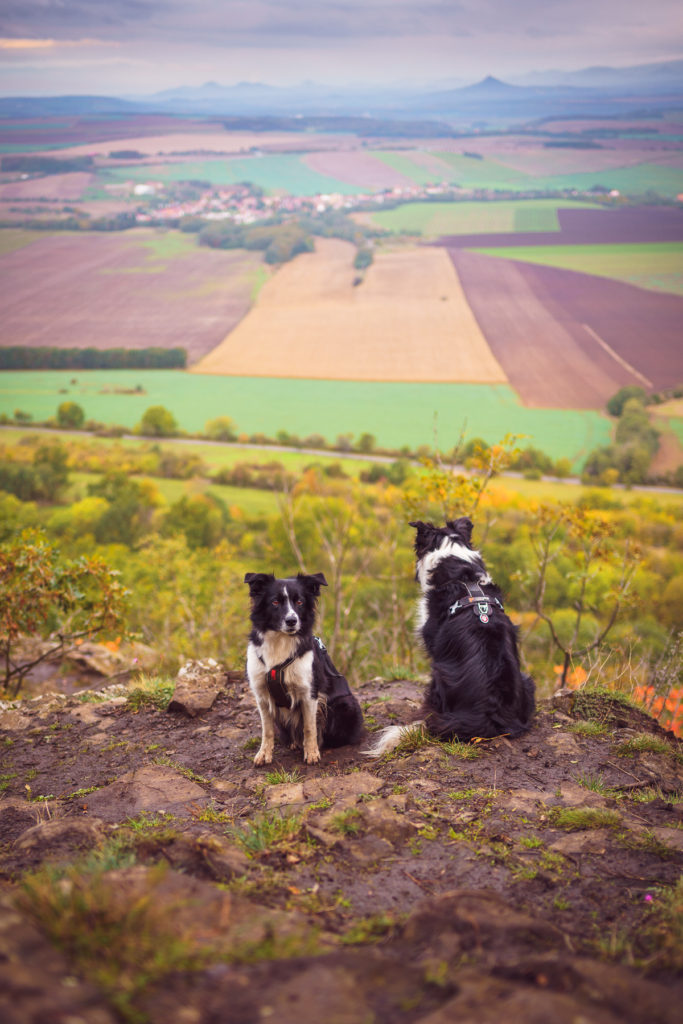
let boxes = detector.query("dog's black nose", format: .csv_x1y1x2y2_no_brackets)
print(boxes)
285,616,298,628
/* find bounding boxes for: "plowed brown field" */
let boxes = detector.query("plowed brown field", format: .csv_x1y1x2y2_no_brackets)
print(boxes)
450,249,683,408
193,239,508,382
0,230,264,362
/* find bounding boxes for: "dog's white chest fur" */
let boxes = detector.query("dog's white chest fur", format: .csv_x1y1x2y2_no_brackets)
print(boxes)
246,632,314,708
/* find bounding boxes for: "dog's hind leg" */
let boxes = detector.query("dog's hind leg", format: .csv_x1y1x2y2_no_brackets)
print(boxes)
253,696,275,766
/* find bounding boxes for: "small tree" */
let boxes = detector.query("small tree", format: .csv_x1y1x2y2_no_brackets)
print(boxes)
520,504,641,687
204,416,237,442
135,405,177,437
56,401,85,429
0,531,128,696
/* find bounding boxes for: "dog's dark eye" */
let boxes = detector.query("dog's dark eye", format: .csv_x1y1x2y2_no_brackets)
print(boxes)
295,599,303,606
272,599,280,606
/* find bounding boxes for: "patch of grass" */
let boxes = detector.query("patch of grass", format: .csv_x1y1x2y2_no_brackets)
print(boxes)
576,771,608,793
0,771,17,791
553,895,571,910
152,755,208,784
572,687,637,725
389,724,434,757
440,739,482,760
66,784,102,800
76,690,109,704
124,811,177,835
126,675,175,712
567,720,609,737
518,835,543,849
191,801,232,824
243,736,260,751
615,733,673,758
227,811,304,857
264,767,302,785
548,806,621,831
340,913,396,945
329,808,362,837
19,861,211,1024
629,786,683,804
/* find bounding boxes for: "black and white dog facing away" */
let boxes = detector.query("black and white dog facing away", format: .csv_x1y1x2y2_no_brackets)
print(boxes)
366,518,535,757
244,571,363,765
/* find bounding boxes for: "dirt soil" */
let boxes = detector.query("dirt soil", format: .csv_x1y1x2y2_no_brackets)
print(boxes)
449,248,683,407
1,667,682,1024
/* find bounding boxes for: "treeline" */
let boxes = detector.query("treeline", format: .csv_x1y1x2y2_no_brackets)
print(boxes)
0,347,187,370
197,210,379,266
582,385,683,488
1,155,94,174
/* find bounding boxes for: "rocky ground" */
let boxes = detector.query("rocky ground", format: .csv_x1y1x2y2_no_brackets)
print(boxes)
1,663,682,1024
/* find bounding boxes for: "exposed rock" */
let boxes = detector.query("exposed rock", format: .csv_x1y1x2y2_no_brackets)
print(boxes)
83,765,209,822
0,799,52,844
13,817,107,865
168,659,227,717
549,829,612,855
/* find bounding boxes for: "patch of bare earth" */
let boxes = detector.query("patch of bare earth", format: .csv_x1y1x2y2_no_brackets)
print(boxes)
0,664,681,1024
194,239,507,382
0,229,264,363
450,249,683,408
302,149,415,189
0,171,93,201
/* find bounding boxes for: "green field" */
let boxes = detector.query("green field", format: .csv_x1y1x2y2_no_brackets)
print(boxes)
362,199,601,238
0,370,612,466
470,241,683,295
102,155,365,197
372,150,533,190
371,150,683,199
533,163,683,199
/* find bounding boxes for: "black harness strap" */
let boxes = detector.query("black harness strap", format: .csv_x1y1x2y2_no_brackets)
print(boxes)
449,582,503,624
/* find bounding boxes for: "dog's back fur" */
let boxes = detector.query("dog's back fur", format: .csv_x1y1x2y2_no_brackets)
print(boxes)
366,518,534,756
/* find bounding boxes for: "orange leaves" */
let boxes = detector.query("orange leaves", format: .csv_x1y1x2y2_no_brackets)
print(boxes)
633,684,683,737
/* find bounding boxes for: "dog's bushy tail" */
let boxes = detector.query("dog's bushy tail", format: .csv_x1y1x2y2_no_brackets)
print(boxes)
362,722,426,758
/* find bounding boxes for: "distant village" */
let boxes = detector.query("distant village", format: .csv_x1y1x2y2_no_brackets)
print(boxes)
104,176,606,227
116,179,470,225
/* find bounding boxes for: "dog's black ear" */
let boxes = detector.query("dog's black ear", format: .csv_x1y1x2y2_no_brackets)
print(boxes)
408,520,425,530
298,572,328,595
448,517,474,547
244,572,274,595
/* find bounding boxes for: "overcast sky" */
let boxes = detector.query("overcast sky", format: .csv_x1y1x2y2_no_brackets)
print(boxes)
1,0,682,96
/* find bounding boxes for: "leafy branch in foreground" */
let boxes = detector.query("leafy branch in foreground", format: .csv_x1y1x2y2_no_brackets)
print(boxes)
0,530,128,697
519,505,641,687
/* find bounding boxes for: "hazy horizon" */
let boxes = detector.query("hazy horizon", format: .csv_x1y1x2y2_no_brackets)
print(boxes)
1,0,682,98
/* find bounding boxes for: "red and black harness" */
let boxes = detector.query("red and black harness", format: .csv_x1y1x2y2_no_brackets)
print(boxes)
449,582,503,624
257,636,352,708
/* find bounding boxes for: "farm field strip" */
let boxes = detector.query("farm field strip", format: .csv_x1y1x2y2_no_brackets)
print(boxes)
468,241,683,295
0,228,264,362
192,238,507,383
451,250,683,405
101,154,365,196
361,199,602,238
0,370,612,464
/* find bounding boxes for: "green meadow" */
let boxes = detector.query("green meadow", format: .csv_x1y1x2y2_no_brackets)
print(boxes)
0,370,612,466
362,199,600,238
101,155,365,197
470,241,683,295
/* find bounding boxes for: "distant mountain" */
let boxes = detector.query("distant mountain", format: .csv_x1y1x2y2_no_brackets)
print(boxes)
511,58,683,93
0,94,140,117
1,58,682,124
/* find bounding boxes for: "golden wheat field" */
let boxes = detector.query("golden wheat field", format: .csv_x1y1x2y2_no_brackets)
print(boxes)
193,239,508,382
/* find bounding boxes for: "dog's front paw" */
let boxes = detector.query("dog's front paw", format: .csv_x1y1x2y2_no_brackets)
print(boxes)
304,748,321,765
253,747,273,766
